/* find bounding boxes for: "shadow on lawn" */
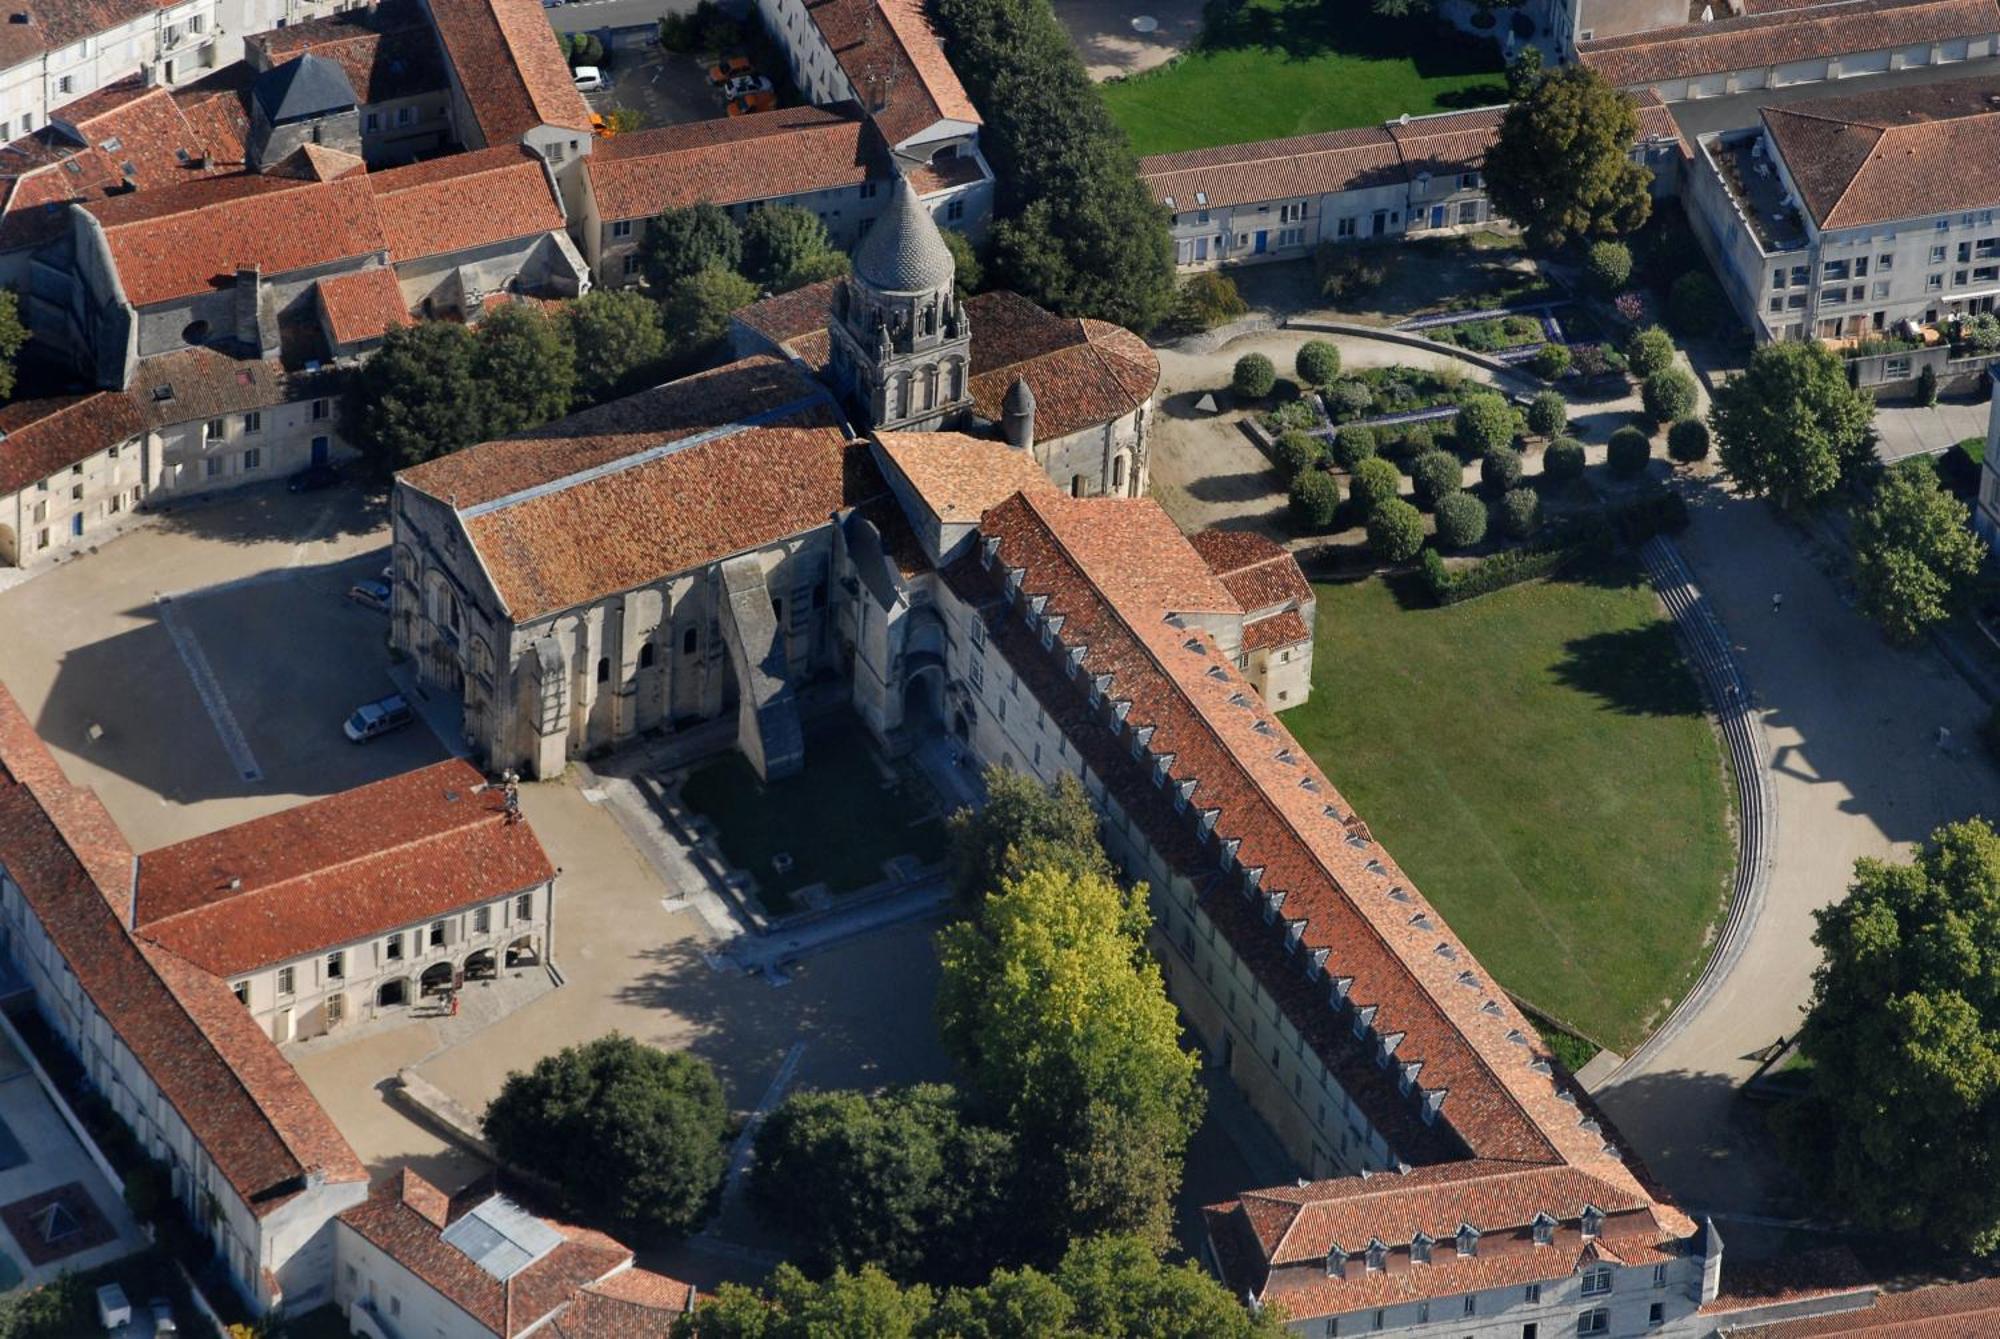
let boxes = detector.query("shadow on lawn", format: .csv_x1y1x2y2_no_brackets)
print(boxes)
1551,622,1707,718
1197,0,1503,86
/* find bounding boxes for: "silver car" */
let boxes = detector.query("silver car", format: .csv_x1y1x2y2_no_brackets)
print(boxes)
343,694,413,743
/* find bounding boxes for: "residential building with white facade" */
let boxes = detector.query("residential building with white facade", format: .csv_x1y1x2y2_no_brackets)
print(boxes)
0,391,147,566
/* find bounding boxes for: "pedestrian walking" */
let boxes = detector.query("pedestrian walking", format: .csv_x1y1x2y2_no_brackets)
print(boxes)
448,990,460,1018
1771,592,1784,613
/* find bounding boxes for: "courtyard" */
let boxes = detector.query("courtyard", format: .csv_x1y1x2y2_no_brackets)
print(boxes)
1100,0,1506,156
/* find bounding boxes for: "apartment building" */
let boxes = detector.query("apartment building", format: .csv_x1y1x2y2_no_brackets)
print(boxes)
0,392,147,567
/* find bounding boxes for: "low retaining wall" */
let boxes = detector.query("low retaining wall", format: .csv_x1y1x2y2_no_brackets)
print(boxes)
1285,317,1536,384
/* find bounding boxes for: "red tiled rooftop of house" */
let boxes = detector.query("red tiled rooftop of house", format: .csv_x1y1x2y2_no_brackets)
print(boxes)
316,266,414,346
585,104,881,221
425,0,591,140
804,0,980,148
873,430,1057,524
370,144,565,261
1191,528,1314,615
963,292,1159,444
0,393,146,497
135,759,556,975
1579,0,2000,87
245,2,447,104
1761,75,2000,229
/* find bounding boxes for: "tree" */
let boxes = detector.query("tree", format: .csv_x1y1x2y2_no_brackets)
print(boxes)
1323,379,1373,421
1411,449,1462,509
1169,272,1243,331
1480,446,1523,492
640,203,742,292
1350,456,1403,513
1331,424,1376,470
1607,424,1651,478
948,769,1113,906
565,288,668,401
1500,487,1542,538
1505,43,1544,99
1543,437,1587,481
1525,390,1567,438
0,289,27,401
1668,272,1729,337
934,0,1176,330
1851,460,1984,644
1530,343,1571,381
473,303,575,436
1289,468,1341,530
484,1034,728,1241
1624,325,1676,378
1710,341,1875,510
1584,240,1632,295
1273,430,1322,476
1366,497,1426,562
1484,65,1651,251
1641,368,1697,425
1295,340,1341,389
675,1265,935,1339
1054,1235,1288,1339
1667,417,1710,463
662,266,760,356
942,229,985,295
740,204,849,293
937,867,1202,1254
347,321,487,471
1434,492,1488,551
1231,353,1276,398
751,1085,1016,1285
1454,393,1515,456
1785,820,2000,1252
1917,361,1939,407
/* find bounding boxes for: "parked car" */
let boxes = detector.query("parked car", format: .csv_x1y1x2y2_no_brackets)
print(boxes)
347,579,391,612
95,1283,130,1332
287,462,340,493
150,1298,178,1335
708,55,754,85
722,74,772,99
572,65,605,92
727,90,777,116
344,694,414,743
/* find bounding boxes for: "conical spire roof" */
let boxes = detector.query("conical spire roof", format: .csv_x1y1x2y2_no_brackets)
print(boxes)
1004,376,1035,412
853,174,955,294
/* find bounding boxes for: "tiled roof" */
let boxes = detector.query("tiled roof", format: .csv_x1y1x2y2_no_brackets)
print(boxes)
873,430,1057,523
1139,126,1406,212
0,392,145,496
317,266,414,346
88,172,387,306
1761,76,2000,228
128,348,326,430
0,685,366,1217
0,0,167,73
1191,527,1314,615
731,277,843,346
338,1170,631,1337
1243,608,1310,653
134,760,557,976
245,2,448,105
1734,1274,2000,1335
947,489,1694,1316
964,292,1159,443
425,0,591,139
1579,0,2000,87
804,0,981,147
548,1268,697,1336
370,144,565,261
584,103,880,221
1386,106,1504,180
399,355,872,620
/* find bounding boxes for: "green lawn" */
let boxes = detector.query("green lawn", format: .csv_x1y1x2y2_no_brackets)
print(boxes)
1281,559,1733,1051
1102,2,1507,156
680,718,948,913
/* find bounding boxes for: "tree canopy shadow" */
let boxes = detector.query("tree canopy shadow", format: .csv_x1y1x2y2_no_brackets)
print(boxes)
148,477,389,548
1550,622,1708,718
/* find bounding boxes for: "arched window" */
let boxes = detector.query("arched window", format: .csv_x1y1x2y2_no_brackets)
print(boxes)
922,365,937,411
894,375,911,419
948,358,964,400
181,319,210,345
1071,474,1086,497
682,627,697,655
596,657,609,683
1111,453,1128,491
469,637,494,679
639,643,655,669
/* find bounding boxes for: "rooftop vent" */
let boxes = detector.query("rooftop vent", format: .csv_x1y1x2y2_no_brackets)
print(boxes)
8,13,31,24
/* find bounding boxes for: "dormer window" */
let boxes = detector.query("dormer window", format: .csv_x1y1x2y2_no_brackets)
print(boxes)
1532,1212,1555,1246
1410,1233,1432,1265
1582,1206,1604,1240
1365,1240,1387,1273
1325,1247,1346,1278
1456,1226,1478,1258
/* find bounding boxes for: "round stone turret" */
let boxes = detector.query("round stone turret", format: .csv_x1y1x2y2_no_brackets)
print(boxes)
1002,376,1036,449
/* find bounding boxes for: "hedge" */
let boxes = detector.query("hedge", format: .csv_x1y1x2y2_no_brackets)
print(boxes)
1418,489,1688,605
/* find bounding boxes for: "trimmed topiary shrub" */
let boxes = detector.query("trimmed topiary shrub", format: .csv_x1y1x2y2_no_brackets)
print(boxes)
1667,417,1711,463
1350,456,1403,513
1273,430,1323,476
1480,446,1524,493
1454,393,1516,456
1393,423,1435,459
1289,468,1341,530
1544,437,1587,481
1295,340,1341,389
1918,361,1939,407
1625,326,1675,379
1525,390,1567,438
1641,368,1698,424
1232,352,1276,398
1434,491,1489,551
1530,343,1572,381
1331,424,1378,470
1366,497,1427,563
1500,487,1542,538
1324,379,1374,421
1607,424,1652,478
1584,240,1633,296
1412,450,1464,509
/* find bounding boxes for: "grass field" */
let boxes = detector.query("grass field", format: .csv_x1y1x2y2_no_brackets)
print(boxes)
1101,1,1507,156
1281,559,1734,1052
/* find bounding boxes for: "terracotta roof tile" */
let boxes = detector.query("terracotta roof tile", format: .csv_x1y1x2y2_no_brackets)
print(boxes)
1140,127,1407,211
370,144,564,261
963,292,1158,443
129,348,332,430
317,266,414,346
1734,1274,2000,1335
872,429,1057,523
586,103,882,221
1243,608,1310,653
245,2,447,105
135,760,557,976
1191,528,1314,615
0,0,168,73
425,0,591,139
550,1268,697,1335
1761,76,2000,229
732,277,843,346
804,0,980,147
0,392,144,496
1579,0,2000,87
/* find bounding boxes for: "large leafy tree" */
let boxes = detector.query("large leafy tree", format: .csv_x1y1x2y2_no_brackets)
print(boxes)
1709,341,1874,510
1786,821,2000,1251
750,1084,1016,1284
947,768,1113,905
937,867,1203,1253
662,266,761,357
483,1034,728,1241
675,1265,934,1339
1852,459,1984,644
740,205,850,293
472,303,575,436
1484,65,1652,251
564,288,668,401
346,320,488,471
640,203,743,292
0,288,28,401
930,0,1175,331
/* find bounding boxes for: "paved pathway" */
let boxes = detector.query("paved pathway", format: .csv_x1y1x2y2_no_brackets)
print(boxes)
1870,396,1987,462
1594,480,2000,1235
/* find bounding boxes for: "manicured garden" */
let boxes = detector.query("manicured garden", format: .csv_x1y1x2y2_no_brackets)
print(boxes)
1282,562,1734,1052
1100,0,1507,155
